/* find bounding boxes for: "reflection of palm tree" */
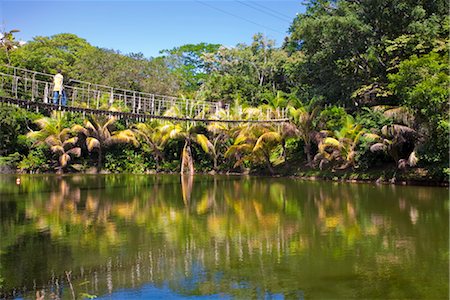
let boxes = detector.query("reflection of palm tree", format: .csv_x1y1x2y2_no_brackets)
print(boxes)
73,116,138,172
181,175,193,206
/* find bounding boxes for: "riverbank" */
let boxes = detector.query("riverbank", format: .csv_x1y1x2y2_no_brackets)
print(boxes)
267,159,449,187
2,163,448,187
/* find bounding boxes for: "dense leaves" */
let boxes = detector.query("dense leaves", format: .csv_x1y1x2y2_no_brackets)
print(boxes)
0,0,448,179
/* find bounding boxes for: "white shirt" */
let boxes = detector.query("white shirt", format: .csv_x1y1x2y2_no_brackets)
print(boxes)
53,73,63,92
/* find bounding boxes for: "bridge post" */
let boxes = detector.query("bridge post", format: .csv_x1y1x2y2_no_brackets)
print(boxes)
139,95,142,113
123,90,127,110
132,92,136,114
24,78,28,99
96,90,100,109
151,95,155,115
13,76,18,98
109,88,114,108
43,83,49,103
87,83,91,108
31,73,36,102
72,88,76,107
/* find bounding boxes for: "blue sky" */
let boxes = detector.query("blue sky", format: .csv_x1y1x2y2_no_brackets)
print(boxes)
1,1,304,58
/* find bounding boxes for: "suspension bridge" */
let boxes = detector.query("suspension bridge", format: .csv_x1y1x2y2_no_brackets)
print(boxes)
0,65,289,123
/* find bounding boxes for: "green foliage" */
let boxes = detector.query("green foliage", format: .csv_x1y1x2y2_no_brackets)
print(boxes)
17,146,49,173
9,33,91,75
0,29,21,64
104,147,149,173
389,52,448,119
317,106,348,132
0,152,22,169
0,106,40,155
161,43,221,92
200,34,293,105
355,107,392,130
389,51,449,166
285,0,448,104
2,1,448,181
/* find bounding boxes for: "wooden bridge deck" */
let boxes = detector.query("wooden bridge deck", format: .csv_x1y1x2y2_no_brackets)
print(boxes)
0,65,289,123
0,96,289,123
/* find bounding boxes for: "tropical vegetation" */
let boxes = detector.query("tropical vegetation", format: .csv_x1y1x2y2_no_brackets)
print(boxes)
0,0,448,183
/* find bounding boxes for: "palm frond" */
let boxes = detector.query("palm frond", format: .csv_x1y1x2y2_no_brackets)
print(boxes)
71,124,88,136
103,117,117,131
66,147,81,157
381,124,417,138
84,120,97,135
59,128,71,141
383,106,414,126
225,144,252,158
253,132,281,152
370,143,386,152
109,130,139,147
34,117,52,130
363,133,381,141
86,137,100,152
59,153,71,168
164,106,182,118
62,137,78,150
408,151,418,167
195,134,213,153
50,145,64,155
43,135,60,147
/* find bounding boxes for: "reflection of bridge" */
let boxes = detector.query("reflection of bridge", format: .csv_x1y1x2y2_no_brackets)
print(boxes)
0,65,289,123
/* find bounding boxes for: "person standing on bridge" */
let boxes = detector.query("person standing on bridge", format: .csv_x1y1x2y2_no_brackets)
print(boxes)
53,69,67,106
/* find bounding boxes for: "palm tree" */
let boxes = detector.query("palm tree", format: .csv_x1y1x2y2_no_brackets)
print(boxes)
206,108,234,171
72,115,138,172
27,112,81,173
370,124,419,169
225,118,281,174
367,106,419,169
288,104,319,165
132,121,165,170
0,29,20,64
159,105,213,175
313,115,367,170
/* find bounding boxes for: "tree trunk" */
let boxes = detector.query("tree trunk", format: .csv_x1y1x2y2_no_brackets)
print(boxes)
97,149,103,173
305,143,312,166
181,140,194,175
264,152,274,175
281,139,287,162
213,156,218,171
155,157,160,171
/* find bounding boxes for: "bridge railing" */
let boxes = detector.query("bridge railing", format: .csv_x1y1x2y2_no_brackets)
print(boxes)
0,65,289,122
0,65,223,116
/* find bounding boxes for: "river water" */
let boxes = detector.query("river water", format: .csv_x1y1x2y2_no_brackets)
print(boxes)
0,175,448,299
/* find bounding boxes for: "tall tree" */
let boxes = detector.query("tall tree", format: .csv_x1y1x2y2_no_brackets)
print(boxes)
0,29,20,64
161,43,221,93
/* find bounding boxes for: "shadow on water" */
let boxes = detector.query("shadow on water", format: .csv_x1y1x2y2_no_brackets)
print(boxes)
0,174,448,299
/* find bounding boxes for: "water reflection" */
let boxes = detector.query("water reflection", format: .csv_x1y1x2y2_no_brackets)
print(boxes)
0,175,448,299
